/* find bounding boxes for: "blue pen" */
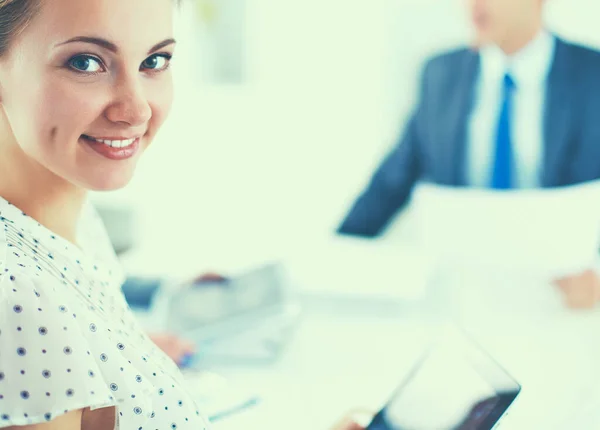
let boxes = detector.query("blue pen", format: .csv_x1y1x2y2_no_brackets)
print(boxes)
178,338,218,369
208,397,261,423
179,352,195,369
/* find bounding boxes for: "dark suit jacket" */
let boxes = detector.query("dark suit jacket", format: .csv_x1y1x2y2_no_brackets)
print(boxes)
338,37,600,237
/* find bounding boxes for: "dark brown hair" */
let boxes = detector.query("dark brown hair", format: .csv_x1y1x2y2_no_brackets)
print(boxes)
0,0,41,56
0,0,180,57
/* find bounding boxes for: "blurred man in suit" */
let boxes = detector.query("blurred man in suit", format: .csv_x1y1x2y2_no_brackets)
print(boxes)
338,0,600,308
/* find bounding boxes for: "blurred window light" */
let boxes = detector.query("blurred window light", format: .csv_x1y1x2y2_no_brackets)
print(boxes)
192,0,247,84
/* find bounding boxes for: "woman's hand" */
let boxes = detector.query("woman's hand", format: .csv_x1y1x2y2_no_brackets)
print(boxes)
148,332,196,367
147,272,228,367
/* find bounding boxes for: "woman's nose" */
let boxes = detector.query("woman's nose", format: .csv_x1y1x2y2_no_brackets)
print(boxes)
104,78,152,127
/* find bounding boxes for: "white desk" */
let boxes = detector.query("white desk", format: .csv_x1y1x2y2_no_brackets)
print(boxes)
197,288,600,430
122,238,600,430
205,297,433,430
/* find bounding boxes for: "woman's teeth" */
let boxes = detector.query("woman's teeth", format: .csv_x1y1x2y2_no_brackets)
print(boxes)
84,135,137,148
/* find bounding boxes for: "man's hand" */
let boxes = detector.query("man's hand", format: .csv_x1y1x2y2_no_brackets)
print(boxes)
330,410,373,430
555,269,600,309
149,332,196,367
189,272,229,286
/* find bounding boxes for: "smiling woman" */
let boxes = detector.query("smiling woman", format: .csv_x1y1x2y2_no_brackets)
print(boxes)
0,0,176,201
0,0,211,429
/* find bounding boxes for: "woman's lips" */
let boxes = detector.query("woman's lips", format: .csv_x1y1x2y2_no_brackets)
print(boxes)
80,135,141,161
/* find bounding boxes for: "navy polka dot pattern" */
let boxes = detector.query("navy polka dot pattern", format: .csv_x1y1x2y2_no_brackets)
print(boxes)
0,198,210,429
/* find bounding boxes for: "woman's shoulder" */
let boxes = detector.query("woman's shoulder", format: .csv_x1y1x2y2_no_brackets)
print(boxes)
0,201,71,281
0,232,76,305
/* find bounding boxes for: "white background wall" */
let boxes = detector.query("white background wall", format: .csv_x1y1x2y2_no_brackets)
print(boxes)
94,0,600,259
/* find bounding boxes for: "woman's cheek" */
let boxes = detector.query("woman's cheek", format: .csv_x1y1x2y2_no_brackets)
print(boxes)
42,80,108,123
148,79,174,128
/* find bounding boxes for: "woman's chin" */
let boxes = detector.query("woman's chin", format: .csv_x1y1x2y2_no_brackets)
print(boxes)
82,171,136,192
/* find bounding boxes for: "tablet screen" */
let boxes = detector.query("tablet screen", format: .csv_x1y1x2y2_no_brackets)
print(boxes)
367,328,520,430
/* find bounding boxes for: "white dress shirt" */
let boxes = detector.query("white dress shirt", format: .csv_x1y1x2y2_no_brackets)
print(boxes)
466,30,556,189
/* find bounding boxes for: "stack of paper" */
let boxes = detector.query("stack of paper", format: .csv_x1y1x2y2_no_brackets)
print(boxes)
411,180,600,280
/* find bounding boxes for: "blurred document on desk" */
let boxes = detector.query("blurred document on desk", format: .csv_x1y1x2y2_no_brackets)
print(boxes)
160,263,300,350
412,180,600,279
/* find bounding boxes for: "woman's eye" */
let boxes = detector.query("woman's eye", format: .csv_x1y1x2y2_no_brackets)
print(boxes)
141,54,171,71
68,55,103,73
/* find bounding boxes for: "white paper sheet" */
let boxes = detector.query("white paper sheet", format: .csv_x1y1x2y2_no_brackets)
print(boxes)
411,180,600,280
181,371,260,424
282,235,432,301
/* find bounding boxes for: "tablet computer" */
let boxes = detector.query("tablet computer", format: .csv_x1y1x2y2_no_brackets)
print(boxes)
367,326,521,430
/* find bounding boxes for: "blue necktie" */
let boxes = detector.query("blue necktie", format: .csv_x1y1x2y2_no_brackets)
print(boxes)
491,73,516,189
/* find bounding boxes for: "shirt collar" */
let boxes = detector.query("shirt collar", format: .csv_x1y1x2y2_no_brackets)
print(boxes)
479,30,555,88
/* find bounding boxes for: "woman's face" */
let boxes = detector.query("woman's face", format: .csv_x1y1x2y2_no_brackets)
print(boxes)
0,0,175,191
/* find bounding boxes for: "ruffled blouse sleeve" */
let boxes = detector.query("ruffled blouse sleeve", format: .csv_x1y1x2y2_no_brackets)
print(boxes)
0,271,117,427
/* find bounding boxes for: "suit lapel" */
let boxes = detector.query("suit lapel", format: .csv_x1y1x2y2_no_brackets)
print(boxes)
542,39,576,187
448,50,480,186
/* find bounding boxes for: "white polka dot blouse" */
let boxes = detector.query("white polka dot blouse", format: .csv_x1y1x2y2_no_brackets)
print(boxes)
0,196,210,429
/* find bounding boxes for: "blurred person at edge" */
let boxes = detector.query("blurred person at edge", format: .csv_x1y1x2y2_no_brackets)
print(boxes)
338,0,600,309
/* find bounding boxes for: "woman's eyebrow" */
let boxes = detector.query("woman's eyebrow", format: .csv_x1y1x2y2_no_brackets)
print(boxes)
55,36,176,55
56,36,118,52
148,38,176,54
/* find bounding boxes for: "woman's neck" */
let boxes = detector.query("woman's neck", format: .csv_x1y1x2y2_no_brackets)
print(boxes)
0,137,87,246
